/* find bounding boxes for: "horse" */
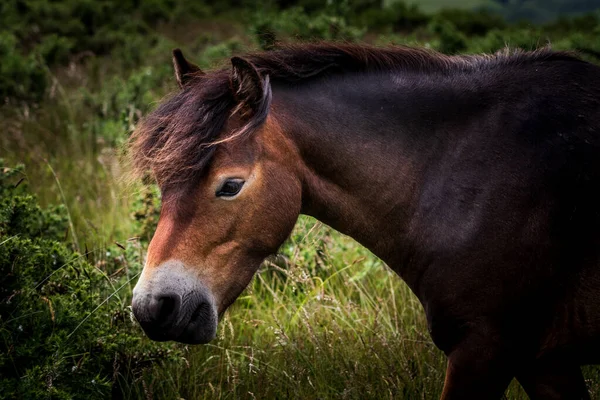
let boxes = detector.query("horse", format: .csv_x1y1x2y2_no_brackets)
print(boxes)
129,43,600,399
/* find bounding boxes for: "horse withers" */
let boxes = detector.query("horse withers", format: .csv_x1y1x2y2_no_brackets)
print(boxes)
130,44,600,399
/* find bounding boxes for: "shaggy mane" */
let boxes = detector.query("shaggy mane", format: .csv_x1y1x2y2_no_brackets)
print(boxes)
129,43,583,189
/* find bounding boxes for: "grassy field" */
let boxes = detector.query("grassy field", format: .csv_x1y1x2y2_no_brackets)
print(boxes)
130,218,449,399
2,1,600,399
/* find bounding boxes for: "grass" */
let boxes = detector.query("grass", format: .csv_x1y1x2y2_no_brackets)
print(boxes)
0,75,141,247
119,217,446,399
116,217,600,399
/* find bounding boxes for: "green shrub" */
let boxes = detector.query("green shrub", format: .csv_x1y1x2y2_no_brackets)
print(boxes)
437,9,507,36
429,18,468,54
202,39,246,65
251,7,366,43
81,65,171,146
353,1,429,33
0,162,181,399
0,31,47,101
0,0,214,101
131,185,161,244
388,1,431,32
545,12,599,34
467,27,547,53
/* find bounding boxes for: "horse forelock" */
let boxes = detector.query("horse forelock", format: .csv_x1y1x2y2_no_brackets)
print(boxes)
130,70,227,189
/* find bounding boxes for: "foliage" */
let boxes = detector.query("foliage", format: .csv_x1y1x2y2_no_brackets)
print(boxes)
0,31,48,101
428,17,468,54
0,161,181,399
353,1,430,33
131,185,162,244
252,6,366,46
437,8,507,35
0,0,212,101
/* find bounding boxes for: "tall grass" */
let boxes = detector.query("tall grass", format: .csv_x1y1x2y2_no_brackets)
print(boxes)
117,217,444,399
1,77,139,247
116,217,599,399
0,37,183,248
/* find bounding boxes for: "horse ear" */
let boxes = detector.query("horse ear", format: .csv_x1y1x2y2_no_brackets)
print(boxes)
172,49,203,88
230,56,269,114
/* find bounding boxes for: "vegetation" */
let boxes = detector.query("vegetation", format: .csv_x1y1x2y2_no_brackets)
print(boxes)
1,0,600,398
0,163,183,398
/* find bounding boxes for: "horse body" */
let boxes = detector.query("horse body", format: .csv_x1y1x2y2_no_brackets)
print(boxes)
278,59,600,397
130,44,600,399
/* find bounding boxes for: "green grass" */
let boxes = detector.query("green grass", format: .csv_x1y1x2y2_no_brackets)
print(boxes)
0,100,133,248
116,217,600,399
122,218,446,399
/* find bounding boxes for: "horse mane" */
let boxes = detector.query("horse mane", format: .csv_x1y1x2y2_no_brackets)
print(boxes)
129,43,583,189
244,43,581,81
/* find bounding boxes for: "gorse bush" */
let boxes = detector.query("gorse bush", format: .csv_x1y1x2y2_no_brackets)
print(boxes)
0,161,181,399
0,0,212,101
436,8,506,36
429,17,468,54
252,6,366,46
0,31,48,101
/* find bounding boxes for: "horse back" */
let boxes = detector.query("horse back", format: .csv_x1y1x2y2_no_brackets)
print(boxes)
412,58,600,361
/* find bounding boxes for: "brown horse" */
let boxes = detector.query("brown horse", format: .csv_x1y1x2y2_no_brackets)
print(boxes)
130,43,600,399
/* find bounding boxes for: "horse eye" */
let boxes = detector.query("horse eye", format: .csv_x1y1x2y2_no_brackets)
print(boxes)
216,179,245,197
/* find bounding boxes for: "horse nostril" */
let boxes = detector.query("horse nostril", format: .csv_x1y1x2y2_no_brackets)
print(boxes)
190,300,210,322
148,294,181,325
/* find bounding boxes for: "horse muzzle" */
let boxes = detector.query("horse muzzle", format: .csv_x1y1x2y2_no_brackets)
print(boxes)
132,260,218,344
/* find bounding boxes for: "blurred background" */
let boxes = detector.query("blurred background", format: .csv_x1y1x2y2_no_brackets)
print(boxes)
1,1,600,398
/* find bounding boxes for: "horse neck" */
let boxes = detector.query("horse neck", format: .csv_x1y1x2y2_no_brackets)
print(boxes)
272,73,486,280
271,71,469,274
